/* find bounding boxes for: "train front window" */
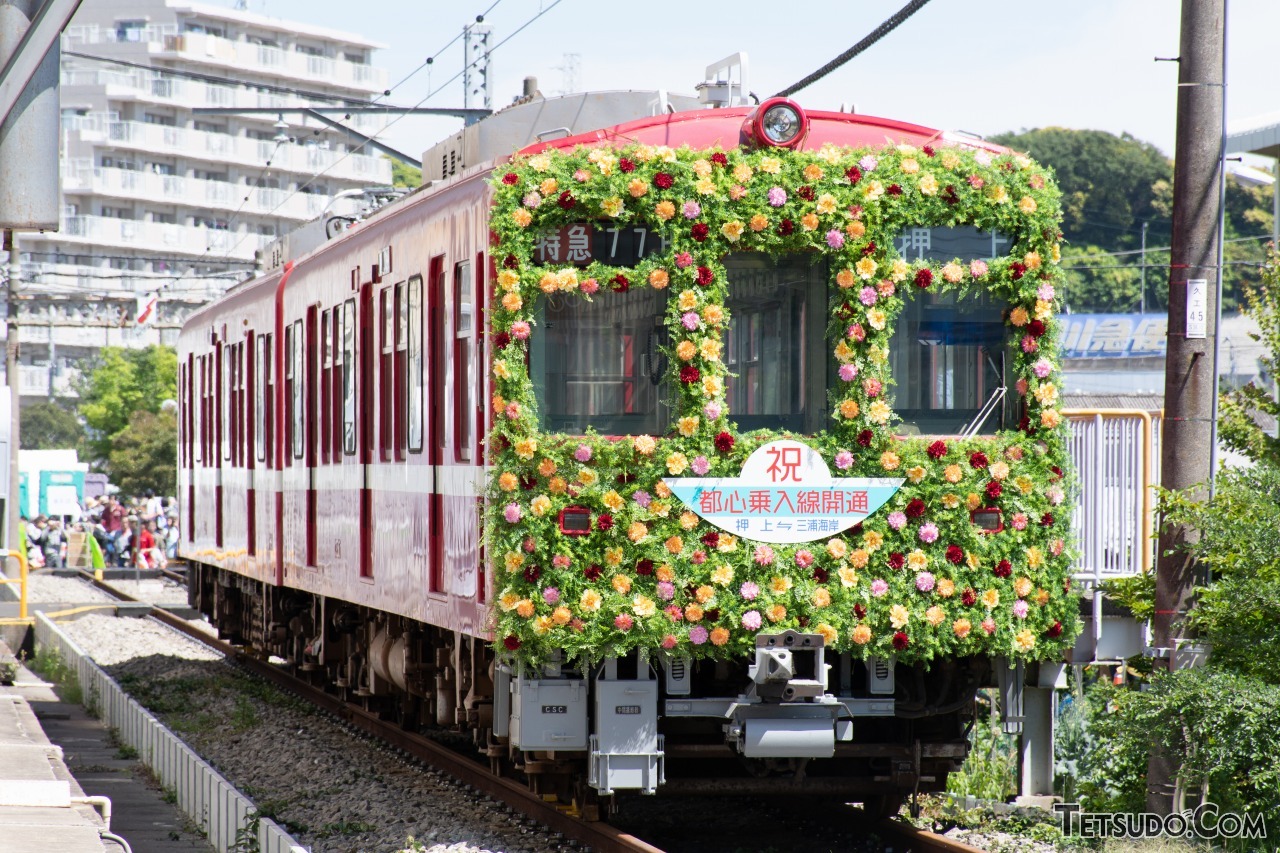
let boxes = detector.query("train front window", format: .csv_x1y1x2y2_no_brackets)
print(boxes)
531,288,669,435
723,254,828,434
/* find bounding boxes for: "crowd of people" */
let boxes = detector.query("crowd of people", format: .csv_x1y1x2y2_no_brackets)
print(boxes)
23,490,180,570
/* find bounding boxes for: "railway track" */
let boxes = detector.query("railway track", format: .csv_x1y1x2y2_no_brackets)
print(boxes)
78,570,984,853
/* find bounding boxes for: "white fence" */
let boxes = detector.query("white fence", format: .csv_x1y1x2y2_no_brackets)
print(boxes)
33,614,308,853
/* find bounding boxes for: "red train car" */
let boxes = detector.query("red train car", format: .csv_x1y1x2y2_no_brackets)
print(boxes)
181,86,1073,817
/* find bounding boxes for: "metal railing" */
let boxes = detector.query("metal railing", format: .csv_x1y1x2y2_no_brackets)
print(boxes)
0,549,29,619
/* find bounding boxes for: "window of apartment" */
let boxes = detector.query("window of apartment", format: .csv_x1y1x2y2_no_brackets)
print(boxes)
183,23,224,37
295,44,324,56
245,128,273,141
343,51,368,65
247,35,279,47
194,170,228,182
143,113,175,127
100,206,133,219
148,162,175,176
150,212,175,225
192,121,225,134
257,225,276,237
115,21,146,42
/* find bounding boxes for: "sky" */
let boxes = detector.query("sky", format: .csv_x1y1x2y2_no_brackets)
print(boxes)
243,0,1280,165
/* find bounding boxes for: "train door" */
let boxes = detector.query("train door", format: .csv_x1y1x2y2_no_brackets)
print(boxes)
305,305,318,567
427,256,445,594
215,337,224,549
359,281,374,579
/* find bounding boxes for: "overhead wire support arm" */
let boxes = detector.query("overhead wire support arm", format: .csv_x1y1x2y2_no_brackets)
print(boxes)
300,109,422,168
0,0,84,127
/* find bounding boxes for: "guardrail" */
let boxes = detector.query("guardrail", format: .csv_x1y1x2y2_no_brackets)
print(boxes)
33,613,306,853
0,550,29,619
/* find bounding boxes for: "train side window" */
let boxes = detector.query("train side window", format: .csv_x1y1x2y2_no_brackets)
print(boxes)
255,335,266,462
394,281,407,459
380,287,392,462
216,343,225,465
230,345,240,467
407,275,423,453
291,319,304,459
262,334,273,468
331,304,342,460
342,298,357,455
284,325,294,466
454,260,473,462
320,309,331,464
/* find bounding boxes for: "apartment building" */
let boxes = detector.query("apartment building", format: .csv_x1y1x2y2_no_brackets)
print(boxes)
12,0,391,400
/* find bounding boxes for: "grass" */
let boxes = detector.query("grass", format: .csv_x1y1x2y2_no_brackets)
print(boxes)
28,647,83,706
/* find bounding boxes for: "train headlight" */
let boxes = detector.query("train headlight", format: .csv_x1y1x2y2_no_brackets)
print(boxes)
751,98,808,149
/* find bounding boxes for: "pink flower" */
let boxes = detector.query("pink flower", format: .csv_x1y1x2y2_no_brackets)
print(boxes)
826,229,845,249
510,320,531,340
704,401,723,420
877,279,896,297
522,191,542,208
870,579,889,597
918,522,939,543
835,450,854,470
741,610,762,631
1033,358,1052,378
689,626,709,644
754,544,776,566
1015,378,1029,396
683,200,702,219
615,614,634,631
1047,485,1065,506
887,511,907,531
542,587,561,605
691,455,711,475
839,363,859,382
859,286,878,307
505,401,521,420
691,550,707,564
740,581,760,600
574,443,593,463
662,634,678,649
767,186,787,207
859,155,878,171
1021,335,1038,354
974,150,993,166
1013,599,1029,619
657,581,675,600
981,617,996,635
863,378,882,398
552,554,571,569
969,259,988,278
848,323,866,342
580,278,599,295
795,549,814,568
633,490,651,508
504,503,522,523
1011,512,1028,531
665,605,684,621
915,572,935,592
523,537,537,553
681,312,701,331
1037,283,1056,301
675,252,694,269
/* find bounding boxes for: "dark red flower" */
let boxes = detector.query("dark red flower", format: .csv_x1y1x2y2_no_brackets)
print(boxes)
494,331,511,349
704,608,721,622
914,268,933,289
985,480,1003,499
796,615,809,628
945,545,964,565
557,190,576,210
653,172,674,189
596,513,614,532
888,552,905,570
584,564,603,581
523,564,541,583
887,184,903,196
905,498,927,519
701,531,721,548
711,152,728,167
797,185,815,201
1046,621,1063,638
611,273,630,292
892,631,910,650
1027,319,1047,338
922,145,936,157
714,431,735,453
519,475,537,491
845,165,862,184
857,429,874,448
1050,466,1064,482
503,253,520,269
862,240,877,257
852,522,864,535
680,365,702,384
778,219,794,235
927,439,948,459
503,634,521,650
854,603,867,619
636,559,654,576
961,587,977,606
1010,261,1027,280
812,567,830,583
501,172,519,185
1041,512,1055,527
619,157,636,173
969,451,989,469
943,184,959,206
695,265,715,285
994,559,1012,578
1019,416,1033,434
691,222,709,242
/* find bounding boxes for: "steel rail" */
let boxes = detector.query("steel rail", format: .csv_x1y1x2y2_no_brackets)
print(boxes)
79,571,665,853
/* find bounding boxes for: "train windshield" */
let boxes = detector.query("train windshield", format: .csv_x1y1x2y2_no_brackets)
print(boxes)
531,288,670,435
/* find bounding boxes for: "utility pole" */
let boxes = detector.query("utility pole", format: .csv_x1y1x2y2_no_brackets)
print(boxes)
1140,220,1149,314
1147,0,1226,815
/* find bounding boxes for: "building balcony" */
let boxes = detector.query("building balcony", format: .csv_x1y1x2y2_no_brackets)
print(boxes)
29,214,271,262
63,165,333,222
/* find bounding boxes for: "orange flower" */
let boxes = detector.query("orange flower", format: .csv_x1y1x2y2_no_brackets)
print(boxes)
695,585,715,604
612,574,632,594
655,200,676,220
648,268,670,289
515,599,535,618
665,535,684,555
498,472,518,491
684,604,704,622
766,604,787,623
800,212,819,231
552,606,572,625
953,618,971,639
537,458,557,477
749,214,769,232
710,627,730,646
628,522,649,542
851,624,872,644
850,548,869,569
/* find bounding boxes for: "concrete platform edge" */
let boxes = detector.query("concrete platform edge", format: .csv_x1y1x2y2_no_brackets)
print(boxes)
33,613,308,853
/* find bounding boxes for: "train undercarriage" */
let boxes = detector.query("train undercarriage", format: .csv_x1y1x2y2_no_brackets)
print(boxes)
189,562,991,819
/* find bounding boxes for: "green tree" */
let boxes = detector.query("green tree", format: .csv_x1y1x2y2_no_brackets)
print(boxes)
19,400,84,450
76,345,177,464
1219,249,1280,466
387,157,422,189
107,409,177,497
1059,243,1152,313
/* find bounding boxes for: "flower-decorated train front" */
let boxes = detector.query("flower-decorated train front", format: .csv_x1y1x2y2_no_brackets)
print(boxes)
486,108,1075,801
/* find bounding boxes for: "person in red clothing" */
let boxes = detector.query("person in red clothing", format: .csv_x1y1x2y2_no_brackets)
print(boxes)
136,522,156,569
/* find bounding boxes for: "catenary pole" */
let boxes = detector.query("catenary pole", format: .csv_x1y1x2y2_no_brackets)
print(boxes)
1146,0,1226,815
